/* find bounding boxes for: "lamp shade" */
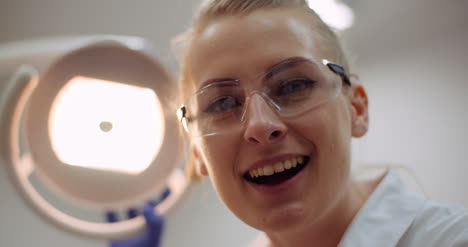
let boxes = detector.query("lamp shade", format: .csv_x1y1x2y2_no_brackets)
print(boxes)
0,36,190,239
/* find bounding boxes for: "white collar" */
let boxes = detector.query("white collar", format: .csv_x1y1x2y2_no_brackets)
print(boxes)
338,170,426,247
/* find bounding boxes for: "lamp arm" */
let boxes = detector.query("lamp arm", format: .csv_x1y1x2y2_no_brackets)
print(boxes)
0,65,192,240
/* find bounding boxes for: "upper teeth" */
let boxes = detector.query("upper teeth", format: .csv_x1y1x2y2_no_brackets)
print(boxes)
249,156,304,178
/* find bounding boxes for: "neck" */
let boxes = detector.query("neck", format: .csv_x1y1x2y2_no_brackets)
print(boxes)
265,180,366,247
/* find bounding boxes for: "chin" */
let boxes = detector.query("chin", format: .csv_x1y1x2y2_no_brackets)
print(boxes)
252,202,309,233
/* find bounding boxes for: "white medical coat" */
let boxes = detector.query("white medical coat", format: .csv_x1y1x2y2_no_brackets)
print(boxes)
338,170,468,246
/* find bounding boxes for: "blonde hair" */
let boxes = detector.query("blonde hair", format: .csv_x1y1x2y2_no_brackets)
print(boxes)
173,0,350,181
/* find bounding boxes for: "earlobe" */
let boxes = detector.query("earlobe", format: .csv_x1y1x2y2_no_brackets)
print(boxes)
195,158,209,176
350,82,369,138
193,148,209,176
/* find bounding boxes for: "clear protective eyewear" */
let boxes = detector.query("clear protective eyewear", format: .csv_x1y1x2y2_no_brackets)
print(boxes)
177,57,351,137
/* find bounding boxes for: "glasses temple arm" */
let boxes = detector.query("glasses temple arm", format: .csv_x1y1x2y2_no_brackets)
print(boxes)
322,60,352,86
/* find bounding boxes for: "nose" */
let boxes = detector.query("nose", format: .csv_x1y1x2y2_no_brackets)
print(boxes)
242,94,287,145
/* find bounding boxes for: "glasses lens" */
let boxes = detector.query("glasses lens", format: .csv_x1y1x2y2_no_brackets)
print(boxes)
264,59,341,116
186,81,245,136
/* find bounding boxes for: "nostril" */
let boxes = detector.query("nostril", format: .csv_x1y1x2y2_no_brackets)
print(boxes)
270,130,282,138
246,129,284,144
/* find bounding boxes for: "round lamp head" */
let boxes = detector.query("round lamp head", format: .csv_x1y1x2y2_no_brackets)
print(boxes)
0,36,190,239
25,40,181,209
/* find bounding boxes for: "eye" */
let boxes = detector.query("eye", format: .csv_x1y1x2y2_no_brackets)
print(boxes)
278,78,316,96
204,95,241,113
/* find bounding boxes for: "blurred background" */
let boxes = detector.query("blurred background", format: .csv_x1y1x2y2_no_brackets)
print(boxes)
0,0,467,246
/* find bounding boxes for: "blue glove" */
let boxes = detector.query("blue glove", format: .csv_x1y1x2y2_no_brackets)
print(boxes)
107,189,170,247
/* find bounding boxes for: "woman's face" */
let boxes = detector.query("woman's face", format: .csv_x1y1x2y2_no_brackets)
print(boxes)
186,7,368,232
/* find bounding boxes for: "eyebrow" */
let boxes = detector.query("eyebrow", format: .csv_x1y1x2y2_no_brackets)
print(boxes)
198,78,240,92
197,56,317,91
265,56,314,79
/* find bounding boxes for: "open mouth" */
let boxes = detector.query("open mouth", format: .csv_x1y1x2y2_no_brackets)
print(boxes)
243,156,310,186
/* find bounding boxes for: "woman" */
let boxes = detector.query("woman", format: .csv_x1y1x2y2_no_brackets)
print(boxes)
171,0,468,246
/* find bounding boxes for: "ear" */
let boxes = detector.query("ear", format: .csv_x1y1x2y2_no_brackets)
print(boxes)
349,81,369,138
192,147,209,176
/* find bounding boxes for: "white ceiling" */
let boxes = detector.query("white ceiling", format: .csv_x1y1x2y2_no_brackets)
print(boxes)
343,0,468,59
0,0,466,66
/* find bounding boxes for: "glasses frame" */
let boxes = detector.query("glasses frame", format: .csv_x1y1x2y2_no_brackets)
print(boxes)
177,58,351,135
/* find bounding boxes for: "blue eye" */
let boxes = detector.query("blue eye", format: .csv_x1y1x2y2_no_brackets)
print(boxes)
204,96,241,113
278,79,316,96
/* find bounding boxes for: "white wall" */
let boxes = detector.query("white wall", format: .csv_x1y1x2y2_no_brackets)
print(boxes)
351,29,468,206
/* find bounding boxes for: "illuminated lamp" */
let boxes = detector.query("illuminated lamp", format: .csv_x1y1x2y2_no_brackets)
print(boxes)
0,36,190,239
307,0,355,30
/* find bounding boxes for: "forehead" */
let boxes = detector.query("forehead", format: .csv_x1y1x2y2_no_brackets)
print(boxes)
188,7,333,85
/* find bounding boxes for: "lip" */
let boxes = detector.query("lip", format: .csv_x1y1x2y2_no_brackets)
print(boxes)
242,153,307,176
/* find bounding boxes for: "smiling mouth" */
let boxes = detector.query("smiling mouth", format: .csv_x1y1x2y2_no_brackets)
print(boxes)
243,156,310,185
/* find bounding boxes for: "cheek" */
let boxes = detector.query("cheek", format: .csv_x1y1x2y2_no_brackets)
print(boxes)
318,101,353,194
291,99,352,150
197,136,248,214
292,100,353,186
198,136,240,178
316,100,352,166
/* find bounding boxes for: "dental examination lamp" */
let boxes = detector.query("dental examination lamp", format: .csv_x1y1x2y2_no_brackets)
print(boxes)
0,36,190,240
